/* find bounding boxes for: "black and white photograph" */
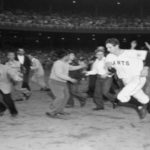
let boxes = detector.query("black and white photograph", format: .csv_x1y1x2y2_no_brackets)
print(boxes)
0,0,150,150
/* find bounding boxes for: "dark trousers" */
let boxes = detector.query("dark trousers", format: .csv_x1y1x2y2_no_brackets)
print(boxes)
22,73,31,91
67,82,86,106
88,75,97,97
67,82,75,106
22,81,31,91
93,76,113,108
0,90,18,115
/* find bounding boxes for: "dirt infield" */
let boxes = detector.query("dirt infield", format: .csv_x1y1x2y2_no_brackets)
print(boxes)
0,84,150,150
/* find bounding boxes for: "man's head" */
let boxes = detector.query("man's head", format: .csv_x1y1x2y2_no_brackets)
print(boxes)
105,38,120,54
95,46,105,60
69,52,75,62
17,48,25,56
56,49,70,62
28,54,33,60
7,52,15,61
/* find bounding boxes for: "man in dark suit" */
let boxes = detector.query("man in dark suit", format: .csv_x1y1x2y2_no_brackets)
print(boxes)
16,48,32,93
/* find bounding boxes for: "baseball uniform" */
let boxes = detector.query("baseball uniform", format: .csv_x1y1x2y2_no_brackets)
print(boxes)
106,50,149,104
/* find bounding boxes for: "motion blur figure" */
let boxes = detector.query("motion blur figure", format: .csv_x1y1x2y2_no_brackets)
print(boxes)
28,55,49,91
15,48,32,91
6,52,31,101
0,62,23,117
46,50,86,118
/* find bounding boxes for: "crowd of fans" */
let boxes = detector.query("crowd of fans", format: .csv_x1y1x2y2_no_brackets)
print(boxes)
0,48,94,72
0,11,150,30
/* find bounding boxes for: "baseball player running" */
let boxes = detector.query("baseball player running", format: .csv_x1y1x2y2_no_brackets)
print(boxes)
105,38,149,119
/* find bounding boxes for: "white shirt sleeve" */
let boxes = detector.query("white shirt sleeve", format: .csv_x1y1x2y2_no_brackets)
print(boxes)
131,50,147,60
86,60,98,75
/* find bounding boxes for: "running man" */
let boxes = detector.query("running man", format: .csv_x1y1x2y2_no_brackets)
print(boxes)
105,38,149,119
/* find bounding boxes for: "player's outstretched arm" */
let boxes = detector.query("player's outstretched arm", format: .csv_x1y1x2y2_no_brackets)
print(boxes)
145,42,150,50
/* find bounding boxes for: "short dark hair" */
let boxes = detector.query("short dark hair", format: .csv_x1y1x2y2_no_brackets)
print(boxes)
7,51,15,55
105,38,120,46
55,49,70,59
95,46,105,54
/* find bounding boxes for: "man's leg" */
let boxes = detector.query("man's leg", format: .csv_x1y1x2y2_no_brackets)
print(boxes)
48,80,68,116
143,70,150,113
1,91,18,116
70,82,86,107
93,77,104,110
0,91,7,114
133,89,149,119
117,77,145,103
66,82,75,107
22,82,31,91
22,73,31,91
59,84,70,114
37,76,48,90
88,75,96,97
102,77,118,108
117,77,148,119
102,77,115,100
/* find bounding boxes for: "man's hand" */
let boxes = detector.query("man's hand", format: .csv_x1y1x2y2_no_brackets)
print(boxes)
101,74,108,78
70,78,77,83
80,63,87,69
83,71,89,76
105,62,112,69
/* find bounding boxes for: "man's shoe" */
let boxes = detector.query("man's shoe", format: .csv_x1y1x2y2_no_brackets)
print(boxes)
0,111,4,116
41,88,50,91
65,105,74,108
46,112,57,118
24,92,32,100
15,98,24,102
112,101,119,109
80,101,86,107
11,113,18,118
92,107,104,111
58,112,70,115
46,112,68,120
138,105,147,119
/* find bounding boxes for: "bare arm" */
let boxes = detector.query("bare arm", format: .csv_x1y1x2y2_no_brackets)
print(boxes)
69,64,85,71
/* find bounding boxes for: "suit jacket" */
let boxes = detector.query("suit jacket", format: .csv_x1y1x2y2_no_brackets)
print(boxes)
15,55,31,74
0,64,22,94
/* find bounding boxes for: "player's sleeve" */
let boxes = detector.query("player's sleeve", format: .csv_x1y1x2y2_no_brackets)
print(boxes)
132,50,148,60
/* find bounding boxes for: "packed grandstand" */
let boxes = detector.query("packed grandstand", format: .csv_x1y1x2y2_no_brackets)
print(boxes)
0,11,150,30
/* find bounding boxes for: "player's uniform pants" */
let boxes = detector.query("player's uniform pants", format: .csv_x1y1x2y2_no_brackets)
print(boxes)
117,76,149,104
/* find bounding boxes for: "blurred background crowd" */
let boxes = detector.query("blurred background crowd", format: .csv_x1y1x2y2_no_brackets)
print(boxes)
0,11,150,29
